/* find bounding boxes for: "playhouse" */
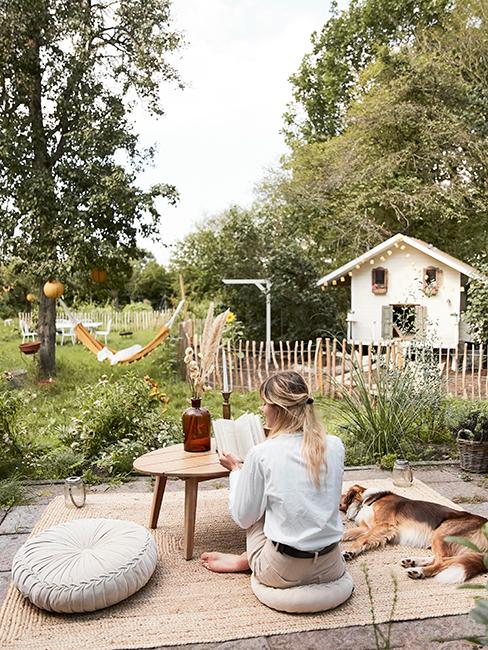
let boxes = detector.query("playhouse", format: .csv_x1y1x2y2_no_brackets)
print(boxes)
317,234,483,348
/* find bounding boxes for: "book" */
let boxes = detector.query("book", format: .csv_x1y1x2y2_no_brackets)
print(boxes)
212,413,266,461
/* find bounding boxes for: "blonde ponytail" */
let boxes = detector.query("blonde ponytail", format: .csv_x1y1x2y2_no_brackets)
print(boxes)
260,371,327,488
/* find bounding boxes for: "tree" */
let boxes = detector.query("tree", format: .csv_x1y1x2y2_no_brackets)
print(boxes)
128,253,175,309
273,0,488,264
171,206,268,336
285,0,452,143
171,205,343,341
0,0,182,376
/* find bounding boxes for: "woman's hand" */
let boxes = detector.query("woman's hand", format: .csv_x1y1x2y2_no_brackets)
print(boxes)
219,452,242,471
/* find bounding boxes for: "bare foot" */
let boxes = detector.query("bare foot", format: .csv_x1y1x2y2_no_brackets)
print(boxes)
200,551,249,573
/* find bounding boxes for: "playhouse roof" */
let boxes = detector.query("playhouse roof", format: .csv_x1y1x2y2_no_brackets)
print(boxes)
316,233,484,286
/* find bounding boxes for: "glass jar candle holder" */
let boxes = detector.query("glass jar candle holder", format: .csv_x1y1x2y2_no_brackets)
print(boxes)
392,459,414,487
64,476,86,508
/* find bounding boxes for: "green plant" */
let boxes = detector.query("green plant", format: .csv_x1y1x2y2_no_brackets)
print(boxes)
60,373,180,479
335,361,445,463
446,401,488,443
0,475,30,508
0,385,29,478
445,524,488,645
379,453,397,471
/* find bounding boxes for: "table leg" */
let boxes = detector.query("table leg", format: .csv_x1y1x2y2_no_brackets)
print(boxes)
149,475,167,529
184,478,199,560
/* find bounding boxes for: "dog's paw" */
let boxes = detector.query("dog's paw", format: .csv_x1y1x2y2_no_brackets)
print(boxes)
401,557,416,568
342,551,355,562
407,567,424,580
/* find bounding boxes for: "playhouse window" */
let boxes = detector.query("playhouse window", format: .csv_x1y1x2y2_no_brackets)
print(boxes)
392,305,417,337
372,267,388,294
423,266,440,295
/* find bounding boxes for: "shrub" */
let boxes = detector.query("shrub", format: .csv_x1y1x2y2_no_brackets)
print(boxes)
0,475,29,508
0,385,28,478
25,445,85,480
446,400,488,443
335,360,446,464
60,373,181,478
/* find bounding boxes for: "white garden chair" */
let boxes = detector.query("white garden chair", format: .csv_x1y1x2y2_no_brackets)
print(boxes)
56,319,76,345
19,319,36,343
95,318,112,345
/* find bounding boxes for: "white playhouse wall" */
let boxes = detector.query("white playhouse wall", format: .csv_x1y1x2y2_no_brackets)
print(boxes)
349,244,462,347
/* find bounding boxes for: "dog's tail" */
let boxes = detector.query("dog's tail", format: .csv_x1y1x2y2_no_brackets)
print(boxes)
435,553,486,584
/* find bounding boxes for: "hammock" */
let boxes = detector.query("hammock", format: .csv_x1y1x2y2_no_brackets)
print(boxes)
58,299,184,365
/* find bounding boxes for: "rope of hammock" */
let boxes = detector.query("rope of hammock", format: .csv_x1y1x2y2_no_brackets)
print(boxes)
58,299,185,365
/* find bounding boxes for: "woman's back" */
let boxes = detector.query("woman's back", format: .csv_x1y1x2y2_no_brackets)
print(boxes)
232,433,344,552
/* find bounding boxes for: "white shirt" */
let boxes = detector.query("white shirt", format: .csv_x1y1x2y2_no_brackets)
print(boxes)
228,432,344,551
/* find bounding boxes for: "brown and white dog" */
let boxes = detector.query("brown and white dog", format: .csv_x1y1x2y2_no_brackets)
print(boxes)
340,484,488,584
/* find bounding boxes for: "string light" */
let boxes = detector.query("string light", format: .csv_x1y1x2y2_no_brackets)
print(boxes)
355,264,361,269
340,276,345,282
400,245,406,250
332,279,337,285
380,255,385,261
387,250,392,256
348,271,353,277
394,243,400,248
370,259,375,265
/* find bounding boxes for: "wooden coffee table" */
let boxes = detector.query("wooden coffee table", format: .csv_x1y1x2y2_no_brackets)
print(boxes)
133,442,229,560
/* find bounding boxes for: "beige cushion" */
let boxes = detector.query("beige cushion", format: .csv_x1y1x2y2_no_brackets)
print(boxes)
12,518,157,613
251,571,354,613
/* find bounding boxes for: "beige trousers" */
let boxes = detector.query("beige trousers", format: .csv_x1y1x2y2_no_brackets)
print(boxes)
246,518,345,589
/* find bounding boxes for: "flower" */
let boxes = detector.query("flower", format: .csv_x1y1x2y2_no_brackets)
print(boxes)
226,311,236,324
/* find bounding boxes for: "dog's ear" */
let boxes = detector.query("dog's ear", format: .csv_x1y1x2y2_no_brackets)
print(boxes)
340,484,366,512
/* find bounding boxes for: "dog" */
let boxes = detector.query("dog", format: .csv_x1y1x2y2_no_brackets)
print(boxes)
339,484,488,584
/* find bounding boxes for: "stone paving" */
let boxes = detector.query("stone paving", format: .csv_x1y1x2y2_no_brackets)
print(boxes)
1,465,487,649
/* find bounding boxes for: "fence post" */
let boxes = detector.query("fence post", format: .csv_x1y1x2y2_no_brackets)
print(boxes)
307,340,313,389
325,338,331,396
462,343,468,398
478,344,483,399
341,339,346,387
316,338,324,395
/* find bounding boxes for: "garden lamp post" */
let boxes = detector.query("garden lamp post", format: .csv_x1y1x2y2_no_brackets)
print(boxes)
222,278,272,364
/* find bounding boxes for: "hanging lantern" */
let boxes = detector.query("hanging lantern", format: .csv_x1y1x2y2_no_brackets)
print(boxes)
43,280,64,299
26,293,37,302
90,268,107,284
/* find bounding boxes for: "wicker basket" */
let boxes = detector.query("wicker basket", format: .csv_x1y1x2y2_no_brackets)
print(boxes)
457,437,488,473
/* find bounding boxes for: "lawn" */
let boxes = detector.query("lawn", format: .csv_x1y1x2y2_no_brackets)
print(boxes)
0,320,456,496
1,323,340,462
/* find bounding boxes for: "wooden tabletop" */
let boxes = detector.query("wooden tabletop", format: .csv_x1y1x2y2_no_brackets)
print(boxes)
133,442,230,479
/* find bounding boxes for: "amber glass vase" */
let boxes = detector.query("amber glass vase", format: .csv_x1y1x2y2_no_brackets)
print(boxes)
183,398,211,452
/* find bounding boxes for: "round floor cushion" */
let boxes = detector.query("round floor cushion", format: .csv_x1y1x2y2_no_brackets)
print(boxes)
12,518,157,613
251,571,354,613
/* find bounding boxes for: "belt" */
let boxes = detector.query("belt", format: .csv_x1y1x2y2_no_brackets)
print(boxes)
271,540,338,559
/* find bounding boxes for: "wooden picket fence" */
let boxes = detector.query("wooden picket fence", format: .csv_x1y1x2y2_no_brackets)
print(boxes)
183,334,488,400
19,309,172,332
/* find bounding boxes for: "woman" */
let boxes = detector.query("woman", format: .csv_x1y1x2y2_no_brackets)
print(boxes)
201,370,346,588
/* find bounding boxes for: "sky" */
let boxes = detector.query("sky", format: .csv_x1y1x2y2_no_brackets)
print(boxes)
136,0,335,265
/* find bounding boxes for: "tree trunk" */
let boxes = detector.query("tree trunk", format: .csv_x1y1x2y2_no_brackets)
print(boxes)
38,281,57,378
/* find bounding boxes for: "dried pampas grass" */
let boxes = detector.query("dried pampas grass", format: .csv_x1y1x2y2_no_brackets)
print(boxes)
184,303,229,398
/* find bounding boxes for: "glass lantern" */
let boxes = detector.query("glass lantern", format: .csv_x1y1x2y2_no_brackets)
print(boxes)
392,459,413,487
64,476,86,508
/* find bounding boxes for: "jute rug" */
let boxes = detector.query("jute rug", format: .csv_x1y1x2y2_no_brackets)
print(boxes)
0,479,484,649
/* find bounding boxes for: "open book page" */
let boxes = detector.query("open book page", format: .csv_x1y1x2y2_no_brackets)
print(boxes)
212,419,240,458
212,413,266,461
